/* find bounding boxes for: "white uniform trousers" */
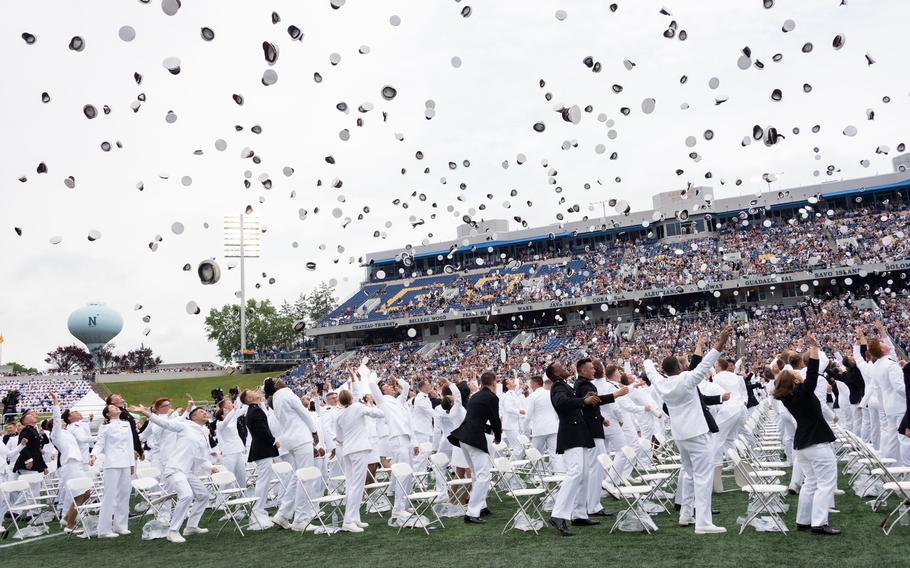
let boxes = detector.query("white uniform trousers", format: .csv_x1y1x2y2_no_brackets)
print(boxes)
552,446,587,521
251,458,275,514
277,442,316,524
413,432,432,479
834,405,853,433
862,407,881,446
342,449,371,526
793,443,837,527
221,452,248,494
880,414,902,461
579,445,604,515
676,434,715,528
460,443,492,518
387,434,414,514
502,429,523,458
433,440,454,494
97,466,132,535
531,433,562,473
713,415,744,465
165,470,210,532
602,426,631,484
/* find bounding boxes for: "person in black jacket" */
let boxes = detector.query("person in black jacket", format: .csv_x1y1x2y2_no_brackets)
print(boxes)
13,410,47,474
240,388,280,522
773,334,840,535
574,358,623,521
547,361,627,536
106,394,144,461
448,370,502,524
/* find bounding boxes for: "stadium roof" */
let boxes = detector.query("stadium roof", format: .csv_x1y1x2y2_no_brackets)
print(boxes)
364,162,910,266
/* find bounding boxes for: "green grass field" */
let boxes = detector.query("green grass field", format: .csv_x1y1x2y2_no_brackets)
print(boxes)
3,471,908,567
95,371,286,408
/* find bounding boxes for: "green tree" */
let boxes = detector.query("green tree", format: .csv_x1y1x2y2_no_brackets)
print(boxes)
44,344,93,371
204,299,295,362
303,281,338,324
4,361,38,374
124,344,162,372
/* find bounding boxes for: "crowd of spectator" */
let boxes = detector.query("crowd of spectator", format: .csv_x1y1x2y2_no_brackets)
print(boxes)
286,289,903,393
323,206,909,327
1,377,91,415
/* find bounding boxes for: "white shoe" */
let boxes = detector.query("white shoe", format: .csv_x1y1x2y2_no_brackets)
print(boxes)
115,529,131,536
833,489,845,496
788,484,800,494
166,530,186,544
183,527,209,535
355,521,369,528
290,521,311,532
828,508,840,514
694,524,727,534
271,514,291,529
341,523,364,533
98,533,119,539
678,516,696,526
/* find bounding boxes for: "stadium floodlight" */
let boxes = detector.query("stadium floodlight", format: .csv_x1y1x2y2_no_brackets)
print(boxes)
589,200,610,224
224,213,261,361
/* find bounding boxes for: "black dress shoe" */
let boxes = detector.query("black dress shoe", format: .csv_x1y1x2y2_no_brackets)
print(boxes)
479,507,492,517
550,517,573,537
463,515,486,524
590,509,614,517
571,518,601,526
811,525,841,535
673,503,682,511
796,523,811,532
712,509,720,515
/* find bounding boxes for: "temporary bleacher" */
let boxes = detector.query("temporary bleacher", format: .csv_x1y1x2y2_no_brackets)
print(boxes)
417,342,442,359
331,350,358,369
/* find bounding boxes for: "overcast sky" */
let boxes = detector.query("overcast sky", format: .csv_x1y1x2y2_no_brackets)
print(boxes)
1,0,908,369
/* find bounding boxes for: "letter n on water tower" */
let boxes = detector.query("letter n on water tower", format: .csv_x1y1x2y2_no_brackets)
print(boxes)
88,316,97,327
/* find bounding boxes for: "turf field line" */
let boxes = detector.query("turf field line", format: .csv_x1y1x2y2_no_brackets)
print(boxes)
0,531,64,549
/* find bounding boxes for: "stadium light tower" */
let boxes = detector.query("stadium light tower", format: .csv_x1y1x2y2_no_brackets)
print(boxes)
224,213,261,362
589,200,609,225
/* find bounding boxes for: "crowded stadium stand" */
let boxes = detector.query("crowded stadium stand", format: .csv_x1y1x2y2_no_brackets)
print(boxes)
305,160,910,358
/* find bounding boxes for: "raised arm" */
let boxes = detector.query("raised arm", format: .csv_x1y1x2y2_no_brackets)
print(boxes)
796,335,821,402
396,379,410,405
684,326,731,389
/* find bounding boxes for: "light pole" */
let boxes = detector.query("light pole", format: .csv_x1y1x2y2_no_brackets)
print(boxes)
224,213,261,363
589,200,609,227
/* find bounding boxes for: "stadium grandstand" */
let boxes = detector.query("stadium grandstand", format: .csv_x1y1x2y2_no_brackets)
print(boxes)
303,155,910,354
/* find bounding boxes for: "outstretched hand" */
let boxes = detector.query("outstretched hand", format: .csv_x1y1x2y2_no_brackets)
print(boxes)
713,326,733,351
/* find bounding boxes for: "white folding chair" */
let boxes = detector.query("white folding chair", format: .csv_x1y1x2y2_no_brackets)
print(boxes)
596,454,655,534
1,479,51,539
524,448,564,511
18,472,59,522
270,460,295,503
429,452,472,512
727,449,788,534
390,462,445,535
131,477,176,520
494,457,546,534
412,442,435,491
295,467,345,534
211,471,261,536
65,477,101,538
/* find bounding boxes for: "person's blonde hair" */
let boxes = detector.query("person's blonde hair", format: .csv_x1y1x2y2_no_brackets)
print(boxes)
338,390,353,407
